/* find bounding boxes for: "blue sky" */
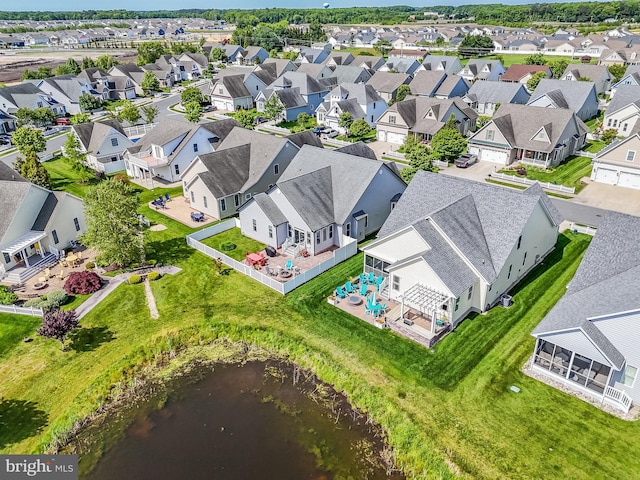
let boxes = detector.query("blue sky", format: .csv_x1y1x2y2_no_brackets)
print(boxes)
3,0,577,11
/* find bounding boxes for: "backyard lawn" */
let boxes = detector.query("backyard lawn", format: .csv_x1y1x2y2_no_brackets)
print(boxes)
499,154,593,192
42,157,106,198
200,227,266,261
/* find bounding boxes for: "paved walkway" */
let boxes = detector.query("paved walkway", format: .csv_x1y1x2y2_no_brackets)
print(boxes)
144,279,159,319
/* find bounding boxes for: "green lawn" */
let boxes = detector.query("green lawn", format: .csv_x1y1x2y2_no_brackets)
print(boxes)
337,129,377,143
500,155,592,192
583,140,606,154
42,157,105,198
276,117,317,130
488,53,587,67
200,227,266,261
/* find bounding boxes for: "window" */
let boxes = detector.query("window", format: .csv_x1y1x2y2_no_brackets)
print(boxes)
274,164,279,175
256,85,259,90
392,275,400,291
345,222,351,237
111,137,118,147
486,129,495,141
252,219,257,231
73,218,80,232
219,88,223,94
613,119,618,128
323,228,327,241
193,143,198,153
622,365,638,387
220,198,226,211
174,164,180,175
507,264,513,279
203,196,208,208
371,115,373,122
626,150,636,162
3,252,10,264
328,225,333,239
268,225,273,238
245,194,251,200
316,231,321,244
234,194,240,207
183,181,187,187
111,157,118,162
522,252,527,266
517,235,522,249
467,286,473,300
388,115,396,124
623,123,628,132
455,297,460,311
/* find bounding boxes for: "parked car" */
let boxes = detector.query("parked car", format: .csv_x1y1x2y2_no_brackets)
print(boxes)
203,105,217,112
55,117,70,125
323,129,339,139
0,135,11,146
454,153,478,168
312,126,328,135
254,116,267,125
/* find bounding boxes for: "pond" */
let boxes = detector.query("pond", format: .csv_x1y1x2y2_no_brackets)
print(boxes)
72,360,404,479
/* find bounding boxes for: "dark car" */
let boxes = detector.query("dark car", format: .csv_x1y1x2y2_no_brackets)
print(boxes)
454,153,478,168
312,126,327,135
0,136,10,146
254,116,267,125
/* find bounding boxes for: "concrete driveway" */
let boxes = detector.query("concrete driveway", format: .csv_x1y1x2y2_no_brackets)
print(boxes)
573,180,640,217
440,160,496,181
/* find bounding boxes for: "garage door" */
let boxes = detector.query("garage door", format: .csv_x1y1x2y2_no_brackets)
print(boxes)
386,132,406,145
619,172,640,189
594,168,618,185
212,99,227,110
479,147,508,164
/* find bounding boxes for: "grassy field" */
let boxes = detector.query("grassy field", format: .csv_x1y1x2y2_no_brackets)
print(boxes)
201,227,266,261
488,53,588,67
500,155,593,192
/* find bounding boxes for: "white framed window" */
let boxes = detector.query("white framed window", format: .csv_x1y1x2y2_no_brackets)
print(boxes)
73,218,80,231
174,164,180,175
274,164,279,175
328,225,333,239
345,222,351,237
467,286,473,300
190,191,195,202
517,235,522,249
203,196,208,208
252,219,257,231
111,137,118,147
316,231,321,244
507,264,512,279
622,365,638,387
486,129,495,141
220,198,226,211
268,225,273,238
623,123,628,132
52,230,59,244
388,115,396,124
392,275,400,291
455,297,460,311
234,194,240,207
245,193,251,200
522,251,527,266
626,150,636,162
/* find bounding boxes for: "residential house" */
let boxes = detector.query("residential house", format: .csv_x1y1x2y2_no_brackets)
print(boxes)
256,72,329,122
351,55,386,72
209,74,253,111
500,64,552,84
329,65,372,85
362,171,562,337
431,75,470,100
0,83,66,117
409,71,448,97
33,75,101,115
316,83,387,132
175,52,208,79
295,63,334,81
602,85,640,137
0,110,16,134
462,81,531,116
141,63,175,89
124,118,240,183
297,47,329,64
387,50,429,61
527,79,599,121
530,212,640,413
239,145,406,251
366,71,411,103
421,55,463,75
560,64,612,95
376,96,477,144
591,134,640,189
236,46,269,66
467,104,587,166
70,119,133,173
379,58,422,76
505,38,541,52
610,65,640,97
209,43,244,63
598,47,640,66
108,64,146,96
259,59,298,78
181,129,320,220
324,52,355,67
0,165,86,285
457,59,506,82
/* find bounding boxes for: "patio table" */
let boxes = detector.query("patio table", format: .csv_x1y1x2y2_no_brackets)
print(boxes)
247,253,264,264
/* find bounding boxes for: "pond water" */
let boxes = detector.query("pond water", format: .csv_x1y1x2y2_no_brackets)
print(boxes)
77,361,404,480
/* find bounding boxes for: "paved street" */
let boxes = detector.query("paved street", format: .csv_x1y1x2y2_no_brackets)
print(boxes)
0,132,68,169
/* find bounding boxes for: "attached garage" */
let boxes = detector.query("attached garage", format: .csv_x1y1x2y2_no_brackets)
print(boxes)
478,147,509,164
378,130,406,145
593,167,618,185
619,172,640,189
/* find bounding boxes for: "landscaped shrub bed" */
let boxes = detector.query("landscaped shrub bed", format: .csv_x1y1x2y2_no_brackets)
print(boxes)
64,271,102,295
147,271,161,282
128,275,142,284
24,290,68,310
220,241,236,251
0,286,18,305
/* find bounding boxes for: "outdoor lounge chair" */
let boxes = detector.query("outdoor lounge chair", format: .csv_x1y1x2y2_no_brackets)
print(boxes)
266,266,277,276
43,268,51,278
375,275,385,292
38,276,47,284
359,282,368,296
336,286,347,299
285,259,293,271
165,193,171,202
359,273,367,284
367,272,375,284
345,281,355,293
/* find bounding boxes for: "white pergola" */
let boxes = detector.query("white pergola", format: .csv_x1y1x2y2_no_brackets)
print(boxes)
1,231,47,266
399,283,451,333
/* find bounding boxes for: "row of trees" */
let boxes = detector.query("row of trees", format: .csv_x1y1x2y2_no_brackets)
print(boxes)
136,40,205,66
21,55,120,81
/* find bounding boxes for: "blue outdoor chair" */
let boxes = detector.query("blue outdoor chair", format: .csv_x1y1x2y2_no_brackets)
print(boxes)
359,273,367,284
336,286,347,299
285,259,293,270
359,282,368,296
375,275,385,292
367,272,375,284
345,281,354,293
165,193,171,202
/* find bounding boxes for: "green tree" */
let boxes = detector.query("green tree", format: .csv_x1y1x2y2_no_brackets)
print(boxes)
338,111,353,131
181,86,203,105
430,124,467,162
297,112,310,127
12,126,46,157
263,94,284,121
525,53,546,65
70,113,91,124
527,71,548,91
65,58,81,74
608,64,626,83
400,136,434,183
95,54,119,71
79,93,102,112
601,128,618,144
458,35,494,57
184,101,203,123
396,84,412,103
235,109,256,129
15,108,35,127
477,116,491,129
349,119,372,138
141,70,160,95
55,64,74,76
269,48,279,58
81,57,96,69
140,105,159,124
375,39,392,57
211,47,228,62
547,58,569,79
116,100,141,125
62,133,93,183
14,152,51,189
136,41,166,66
82,179,144,267
253,24,279,51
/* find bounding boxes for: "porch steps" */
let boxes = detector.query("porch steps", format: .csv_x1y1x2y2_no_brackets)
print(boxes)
4,254,58,285
386,304,402,322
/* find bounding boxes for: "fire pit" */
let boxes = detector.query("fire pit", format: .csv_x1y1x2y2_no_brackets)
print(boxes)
33,282,47,290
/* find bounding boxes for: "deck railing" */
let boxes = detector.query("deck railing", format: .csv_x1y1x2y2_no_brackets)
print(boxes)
604,386,632,412
569,223,597,236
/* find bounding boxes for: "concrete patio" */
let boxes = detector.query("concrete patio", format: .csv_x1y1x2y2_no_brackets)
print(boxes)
148,195,218,227
250,245,339,283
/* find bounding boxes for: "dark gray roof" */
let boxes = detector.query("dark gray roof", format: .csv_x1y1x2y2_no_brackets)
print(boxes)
0,82,48,109
330,65,371,84
31,191,66,231
409,71,447,97
200,117,241,145
127,118,192,155
270,71,327,95
0,162,26,182
531,212,640,369
529,78,596,113
367,71,410,94
286,130,323,149
39,75,91,102
252,192,288,226
217,74,251,99
378,171,557,282
434,75,469,98
334,142,377,160
327,83,381,105
72,118,126,151
279,165,334,230
389,97,477,135
607,84,640,114
196,144,251,198
336,99,365,119
274,88,306,109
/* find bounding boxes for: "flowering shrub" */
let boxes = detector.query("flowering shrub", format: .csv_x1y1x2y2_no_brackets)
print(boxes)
64,271,102,295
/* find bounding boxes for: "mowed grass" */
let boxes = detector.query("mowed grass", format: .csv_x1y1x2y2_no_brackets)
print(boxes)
501,155,593,192
201,227,266,261
42,157,104,198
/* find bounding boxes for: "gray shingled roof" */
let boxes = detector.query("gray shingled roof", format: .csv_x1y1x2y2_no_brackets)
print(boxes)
127,118,192,155
274,88,307,109
327,83,381,105
409,71,447,97
251,193,288,226
195,144,251,198
531,212,640,369
0,162,26,182
31,191,66,232
286,130,323,149
434,75,469,98
388,97,477,135
39,75,93,102
0,82,49,110
607,84,640,114
72,119,126,152
465,81,530,105
529,78,596,113
218,74,251,99
330,65,371,84
335,142,377,160
0,181,31,241
269,71,327,95
367,71,410,94
378,171,556,282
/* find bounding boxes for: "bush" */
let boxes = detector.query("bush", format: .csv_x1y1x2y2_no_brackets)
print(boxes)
0,286,18,305
112,173,130,184
64,271,102,295
146,259,157,266
128,274,142,284
147,271,161,281
24,290,68,310
85,261,96,270
220,241,236,251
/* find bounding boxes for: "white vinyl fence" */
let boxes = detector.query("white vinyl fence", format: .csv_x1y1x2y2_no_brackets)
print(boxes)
258,124,291,135
0,304,44,317
186,218,358,294
569,223,597,236
124,123,157,137
489,172,576,194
